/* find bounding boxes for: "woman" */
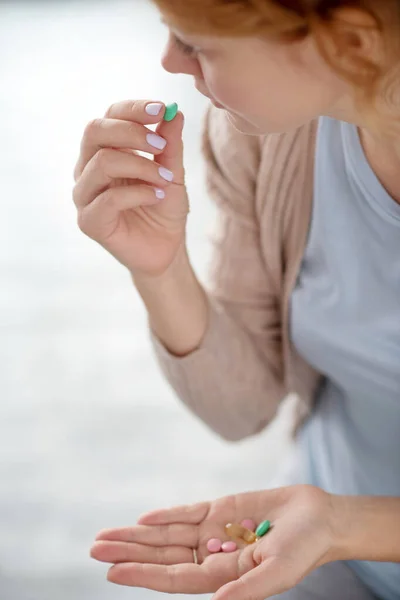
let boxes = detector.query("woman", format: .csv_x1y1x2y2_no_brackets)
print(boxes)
72,1,400,598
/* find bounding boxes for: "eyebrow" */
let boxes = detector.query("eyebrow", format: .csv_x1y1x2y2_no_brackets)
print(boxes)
160,16,198,41
159,15,216,50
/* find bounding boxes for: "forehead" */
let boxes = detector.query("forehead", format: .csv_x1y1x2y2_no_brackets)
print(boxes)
158,13,269,58
159,14,227,45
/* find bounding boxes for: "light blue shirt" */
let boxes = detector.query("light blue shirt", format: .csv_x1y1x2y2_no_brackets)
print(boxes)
291,117,400,600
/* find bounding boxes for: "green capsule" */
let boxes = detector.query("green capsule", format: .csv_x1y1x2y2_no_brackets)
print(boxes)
163,102,178,122
255,520,271,538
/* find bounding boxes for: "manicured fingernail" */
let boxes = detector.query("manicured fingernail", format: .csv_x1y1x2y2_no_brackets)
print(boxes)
154,188,165,200
147,133,167,150
159,166,174,181
146,102,163,116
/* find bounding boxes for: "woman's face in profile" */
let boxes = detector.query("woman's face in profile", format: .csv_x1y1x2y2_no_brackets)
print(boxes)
160,16,347,135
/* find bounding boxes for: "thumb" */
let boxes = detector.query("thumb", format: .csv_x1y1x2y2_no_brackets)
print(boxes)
154,109,185,184
212,561,290,600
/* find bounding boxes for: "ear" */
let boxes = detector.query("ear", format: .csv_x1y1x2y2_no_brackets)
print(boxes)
325,6,382,60
314,5,385,81
333,6,378,30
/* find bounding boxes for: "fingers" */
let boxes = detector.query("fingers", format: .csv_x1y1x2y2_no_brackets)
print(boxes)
91,540,192,565
73,148,175,209
154,110,185,181
76,184,161,239
104,99,166,122
106,552,235,594
74,99,167,181
102,99,184,180
95,523,199,548
107,562,210,593
138,501,210,526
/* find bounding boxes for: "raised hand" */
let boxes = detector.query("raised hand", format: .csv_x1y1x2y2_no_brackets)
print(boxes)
73,100,189,276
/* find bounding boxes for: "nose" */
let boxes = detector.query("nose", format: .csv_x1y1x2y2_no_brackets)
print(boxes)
160,37,201,77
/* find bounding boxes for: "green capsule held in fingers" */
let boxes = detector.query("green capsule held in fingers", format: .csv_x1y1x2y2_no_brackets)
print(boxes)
255,520,271,538
163,102,178,122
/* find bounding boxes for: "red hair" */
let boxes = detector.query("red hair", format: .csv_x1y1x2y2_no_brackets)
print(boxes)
153,0,400,111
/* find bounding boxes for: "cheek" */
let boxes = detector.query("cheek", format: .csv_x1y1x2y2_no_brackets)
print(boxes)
209,56,343,134
203,65,247,110
201,39,345,135
203,67,267,134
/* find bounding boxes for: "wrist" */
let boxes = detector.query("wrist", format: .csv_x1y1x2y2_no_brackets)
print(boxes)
131,241,190,291
326,494,400,563
131,241,209,357
325,493,354,563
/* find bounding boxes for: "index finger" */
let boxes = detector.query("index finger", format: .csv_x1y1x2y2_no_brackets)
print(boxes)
73,99,166,181
104,99,166,122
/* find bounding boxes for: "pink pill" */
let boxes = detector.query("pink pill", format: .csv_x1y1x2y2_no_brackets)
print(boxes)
221,541,237,553
207,538,222,553
241,519,256,532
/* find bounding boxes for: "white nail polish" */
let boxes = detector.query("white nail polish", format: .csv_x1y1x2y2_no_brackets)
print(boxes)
146,133,167,150
158,167,174,182
154,188,166,200
146,103,163,116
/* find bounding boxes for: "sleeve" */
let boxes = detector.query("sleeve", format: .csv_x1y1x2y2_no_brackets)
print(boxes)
150,105,287,441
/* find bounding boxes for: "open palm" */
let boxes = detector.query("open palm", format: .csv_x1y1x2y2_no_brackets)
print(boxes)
91,485,336,599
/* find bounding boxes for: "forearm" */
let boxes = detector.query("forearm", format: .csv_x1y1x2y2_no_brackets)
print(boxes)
132,244,209,357
333,494,400,563
132,242,285,442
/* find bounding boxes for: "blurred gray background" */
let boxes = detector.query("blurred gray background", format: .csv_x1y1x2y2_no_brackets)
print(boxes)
0,1,292,598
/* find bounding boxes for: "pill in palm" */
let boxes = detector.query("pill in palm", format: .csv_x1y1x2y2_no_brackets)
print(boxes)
225,522,257,544
241,519,256,531
207,538,222,553
255,520,271,537
221,541,237,553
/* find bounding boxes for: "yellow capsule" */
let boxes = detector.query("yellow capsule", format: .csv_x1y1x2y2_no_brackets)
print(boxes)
224,523,257,544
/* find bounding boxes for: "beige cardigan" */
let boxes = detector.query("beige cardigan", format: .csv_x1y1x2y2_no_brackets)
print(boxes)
152,105,323,441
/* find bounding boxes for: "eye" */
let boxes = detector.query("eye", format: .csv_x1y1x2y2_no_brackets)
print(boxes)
172,35,199,58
